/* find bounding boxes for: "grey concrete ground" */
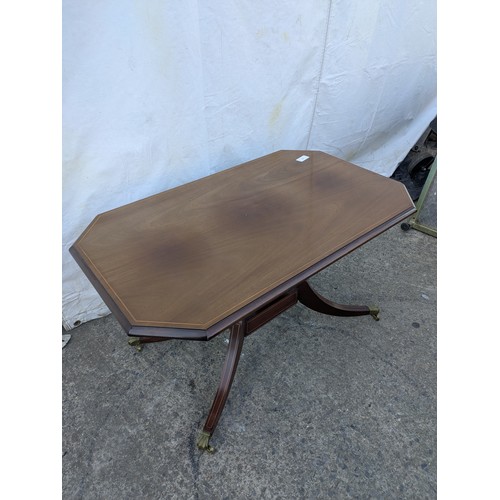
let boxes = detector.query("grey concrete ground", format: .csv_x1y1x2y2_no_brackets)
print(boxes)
63,224,436,499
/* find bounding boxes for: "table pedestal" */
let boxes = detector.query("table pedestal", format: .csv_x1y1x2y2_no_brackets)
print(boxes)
128,279,379,452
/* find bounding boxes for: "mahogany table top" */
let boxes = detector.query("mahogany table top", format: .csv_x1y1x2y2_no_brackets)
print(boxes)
70,150,415,339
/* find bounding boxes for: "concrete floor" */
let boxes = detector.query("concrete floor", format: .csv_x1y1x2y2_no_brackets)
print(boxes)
62,224,436,499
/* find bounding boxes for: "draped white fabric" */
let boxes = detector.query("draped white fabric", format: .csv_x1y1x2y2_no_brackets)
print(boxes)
62,0,436,329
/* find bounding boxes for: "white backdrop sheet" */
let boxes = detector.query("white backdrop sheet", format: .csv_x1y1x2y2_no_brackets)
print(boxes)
62,0,436,330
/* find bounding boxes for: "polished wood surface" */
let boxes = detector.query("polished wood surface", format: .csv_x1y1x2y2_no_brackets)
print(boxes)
201,321,245,441
297,281,376,318
71,150,414,334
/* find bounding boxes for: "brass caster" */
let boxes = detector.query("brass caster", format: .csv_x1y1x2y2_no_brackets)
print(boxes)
369,306,380,321
197,431,215,453
128,337,143,351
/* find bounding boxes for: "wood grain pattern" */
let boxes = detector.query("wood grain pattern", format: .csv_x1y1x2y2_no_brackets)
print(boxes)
70,150,415,335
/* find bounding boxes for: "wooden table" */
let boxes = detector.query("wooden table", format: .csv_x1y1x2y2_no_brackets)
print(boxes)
70,150,415,452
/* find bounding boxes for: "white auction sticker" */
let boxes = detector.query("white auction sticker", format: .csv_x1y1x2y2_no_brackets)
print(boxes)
296,155,309,162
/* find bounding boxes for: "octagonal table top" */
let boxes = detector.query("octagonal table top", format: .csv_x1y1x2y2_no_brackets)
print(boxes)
70,150,415,339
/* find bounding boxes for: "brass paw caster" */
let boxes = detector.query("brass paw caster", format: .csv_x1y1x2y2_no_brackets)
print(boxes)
127,337,143,351
369,306,380,321
197,431,215,453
